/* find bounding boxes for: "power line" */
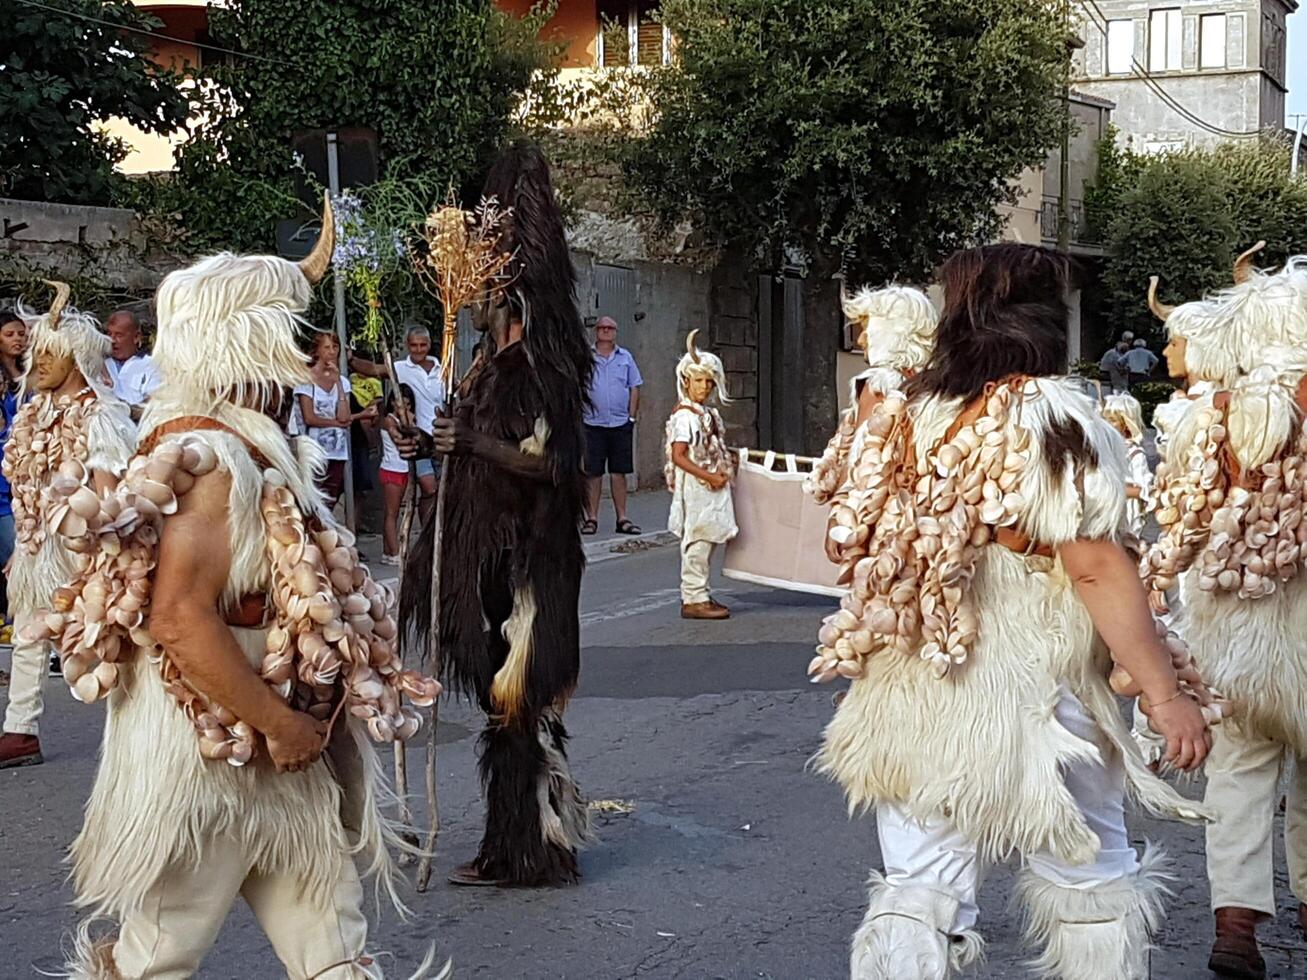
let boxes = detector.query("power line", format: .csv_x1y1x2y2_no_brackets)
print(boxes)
13,0,287,67
1075,0,1261,140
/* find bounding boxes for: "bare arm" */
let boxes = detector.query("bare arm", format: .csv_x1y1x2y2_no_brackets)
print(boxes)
672,441,728,490
298,392,345,429
629,385,640,420
148,468,324,772
333,382,350,425
347,354,389,379
1060,537,1210,769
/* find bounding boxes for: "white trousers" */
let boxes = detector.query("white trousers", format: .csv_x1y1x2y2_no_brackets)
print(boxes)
2,611,47,736
875,691,1140,934
1205,722,1307,914
680,538,715,604
110,831,370,979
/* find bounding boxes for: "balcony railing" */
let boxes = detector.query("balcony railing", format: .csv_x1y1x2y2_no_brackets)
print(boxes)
1041,196,1101,246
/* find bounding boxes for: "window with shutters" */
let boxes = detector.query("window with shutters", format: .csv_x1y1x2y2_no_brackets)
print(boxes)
1105,20,1134,75
1199,14,1227,69
1149,8,1182,71
597,1,671,67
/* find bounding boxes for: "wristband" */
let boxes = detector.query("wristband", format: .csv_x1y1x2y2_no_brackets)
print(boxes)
1150,689,1185,708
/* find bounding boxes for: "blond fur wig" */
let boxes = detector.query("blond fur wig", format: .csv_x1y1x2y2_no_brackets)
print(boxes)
676,329,731,403
17,288,111,400
1102,392,1145,443
842,283,937,382
1151,256,1307,387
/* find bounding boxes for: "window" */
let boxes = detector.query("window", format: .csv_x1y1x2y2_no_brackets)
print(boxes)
1105,20,1134,75
598,1,670,67
1149,8,1182,71
1200,13,1227,69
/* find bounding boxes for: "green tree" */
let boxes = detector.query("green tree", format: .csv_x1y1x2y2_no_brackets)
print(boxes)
165,0,553,251
1100,138,1307,344
0,0,189,205
612,0,1069,449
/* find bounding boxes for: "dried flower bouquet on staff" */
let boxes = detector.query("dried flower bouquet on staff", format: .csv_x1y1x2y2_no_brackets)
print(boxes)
24,435,441,766
414,194,515,391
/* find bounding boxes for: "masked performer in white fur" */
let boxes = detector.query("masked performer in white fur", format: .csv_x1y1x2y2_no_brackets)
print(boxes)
33,198,443,978
1101,392,1152,538
400,141,592,887
0,283,133,770
665,330,737,620
814,243,1213,980
1141,251,1307,980
808,284,937,512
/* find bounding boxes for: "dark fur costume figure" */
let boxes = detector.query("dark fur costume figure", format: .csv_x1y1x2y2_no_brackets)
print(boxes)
401,141,593,886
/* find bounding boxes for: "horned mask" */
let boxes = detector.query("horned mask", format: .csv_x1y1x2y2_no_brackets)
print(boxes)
20,280,112,398
676,330,731,404
150,193,334,409
840,284,938,374
1149,244,1307,387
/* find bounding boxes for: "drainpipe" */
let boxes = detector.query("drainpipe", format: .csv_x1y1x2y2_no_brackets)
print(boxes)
1293,115,1307,179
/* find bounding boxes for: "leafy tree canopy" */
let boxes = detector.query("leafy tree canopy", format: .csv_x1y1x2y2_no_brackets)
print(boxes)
1098,137,1307,343
160,0,552,251
615,0,1070,284
0,0,189,205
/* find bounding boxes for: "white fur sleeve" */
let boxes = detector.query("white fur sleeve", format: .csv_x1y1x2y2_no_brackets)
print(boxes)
84,398,137,477
1014,378,1129,545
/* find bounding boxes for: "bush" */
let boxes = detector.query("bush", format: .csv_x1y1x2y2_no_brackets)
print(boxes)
1131,380,1178,425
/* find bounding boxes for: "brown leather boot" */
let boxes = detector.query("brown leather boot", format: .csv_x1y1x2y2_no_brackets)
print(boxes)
681,601,729,620
1209,907,1266,979
0,732,43,769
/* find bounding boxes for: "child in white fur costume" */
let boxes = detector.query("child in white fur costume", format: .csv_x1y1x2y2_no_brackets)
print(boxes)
1141,251,1307,978
818,244,1212,980
1101,392,1152,537
0,282,133,770
808,284,937,507
665,330,737,620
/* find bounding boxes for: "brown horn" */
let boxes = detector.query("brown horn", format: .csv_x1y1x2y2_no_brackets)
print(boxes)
1147,277,1174,322
42,280,71,331
686,329,702,365
299,191,335,284
1233,241,1266,284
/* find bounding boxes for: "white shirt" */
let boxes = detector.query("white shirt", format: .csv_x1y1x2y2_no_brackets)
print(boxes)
106,353,162,406
293,378,351,461
393,356,444,435
379,428,407,473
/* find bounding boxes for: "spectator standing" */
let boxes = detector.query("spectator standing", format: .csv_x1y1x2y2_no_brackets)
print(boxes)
582,315,643,535
379,384,417,566
1098,340,1129,393
0,310,28,604
295,332,375,510
104,309,161,419
350,325,443,525
1124,338,1159,389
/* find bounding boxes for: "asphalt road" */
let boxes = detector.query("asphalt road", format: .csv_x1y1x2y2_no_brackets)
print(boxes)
3,539,1306,978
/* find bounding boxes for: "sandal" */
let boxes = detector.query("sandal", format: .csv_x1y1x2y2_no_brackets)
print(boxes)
615,519,641,535
580,518,598,535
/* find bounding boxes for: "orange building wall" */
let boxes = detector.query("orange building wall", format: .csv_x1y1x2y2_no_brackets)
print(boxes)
136,4,207,72
497,0,598,68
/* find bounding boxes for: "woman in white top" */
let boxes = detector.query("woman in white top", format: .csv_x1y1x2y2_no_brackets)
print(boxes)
295,333,375,509
349,325,443,523
378,384,416,566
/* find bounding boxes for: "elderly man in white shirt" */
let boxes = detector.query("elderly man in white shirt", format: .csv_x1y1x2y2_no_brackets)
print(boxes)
105,309,161,419
350,324,444,523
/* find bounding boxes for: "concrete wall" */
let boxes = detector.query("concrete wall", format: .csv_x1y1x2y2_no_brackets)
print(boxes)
0,198,174,292
1074,0,1294,149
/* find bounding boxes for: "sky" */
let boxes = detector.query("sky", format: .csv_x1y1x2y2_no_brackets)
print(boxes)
1290,6,1306,127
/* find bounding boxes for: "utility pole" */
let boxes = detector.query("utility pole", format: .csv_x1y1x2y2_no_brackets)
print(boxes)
326,131,356,532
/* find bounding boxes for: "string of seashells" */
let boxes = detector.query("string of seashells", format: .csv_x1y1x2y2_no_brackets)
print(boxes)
2,392,94,557
1110,619,1233,728
25,433,441,766
806,406,858,504
1142,400,1307,600
811,380,1034,682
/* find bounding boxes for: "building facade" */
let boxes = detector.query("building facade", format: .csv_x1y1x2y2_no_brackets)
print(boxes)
1073,0,1296,151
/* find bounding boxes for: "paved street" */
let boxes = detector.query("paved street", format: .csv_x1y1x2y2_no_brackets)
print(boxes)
3,496,1306,978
